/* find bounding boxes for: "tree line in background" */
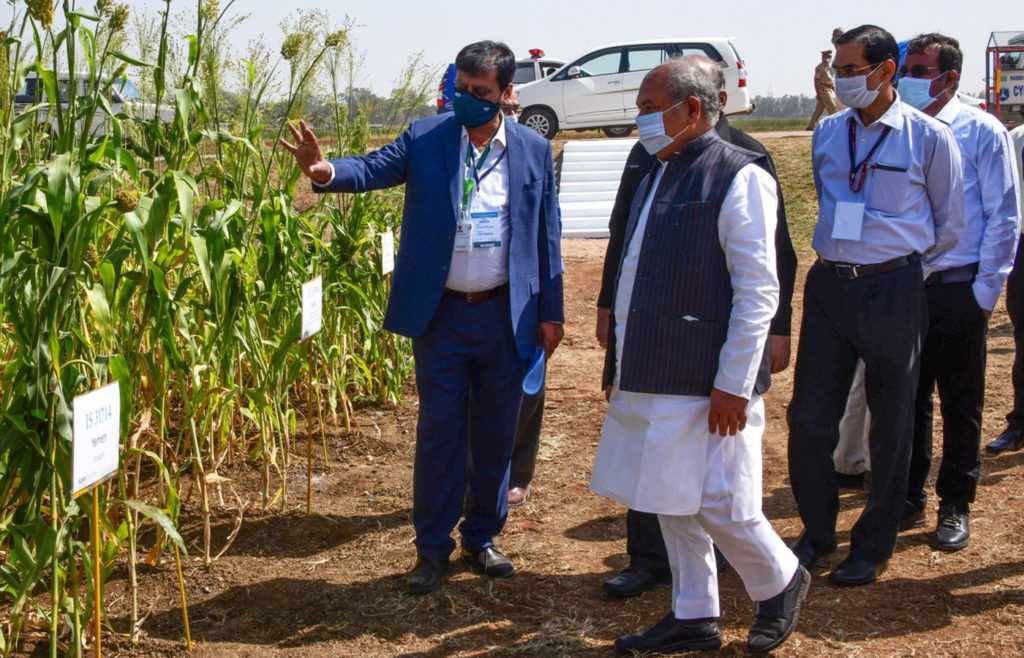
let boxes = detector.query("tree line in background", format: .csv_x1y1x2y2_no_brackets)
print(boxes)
747,94,817,119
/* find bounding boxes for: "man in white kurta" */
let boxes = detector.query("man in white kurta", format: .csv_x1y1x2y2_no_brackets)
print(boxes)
590,56,807,656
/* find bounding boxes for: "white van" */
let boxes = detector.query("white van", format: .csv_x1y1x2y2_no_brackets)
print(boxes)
14,72,174,135
516,37,753,139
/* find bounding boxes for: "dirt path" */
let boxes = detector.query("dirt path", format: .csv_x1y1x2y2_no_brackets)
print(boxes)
116,240,1024,657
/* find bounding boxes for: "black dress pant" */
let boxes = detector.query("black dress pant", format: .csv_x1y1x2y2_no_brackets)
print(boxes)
907,280,987,512
509,389,545,489
1005,239,1024,430
625,509,670,576
788,260,926,563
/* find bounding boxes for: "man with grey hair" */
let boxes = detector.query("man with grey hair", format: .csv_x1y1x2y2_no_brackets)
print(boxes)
590,56,808,654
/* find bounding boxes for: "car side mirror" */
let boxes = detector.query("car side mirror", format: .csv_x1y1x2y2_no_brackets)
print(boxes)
567,66,582,79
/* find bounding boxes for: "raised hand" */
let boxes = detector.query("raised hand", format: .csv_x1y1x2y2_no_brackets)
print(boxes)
279,120,332,185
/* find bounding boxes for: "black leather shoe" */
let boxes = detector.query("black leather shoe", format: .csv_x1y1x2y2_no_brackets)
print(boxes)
603,566,670,598
461,546,514,578
828,555,886,587
748,565,811,653
614,612,722,654
935,503,970,551
900,501,926,531
986,428,1024,453
790,531,836,569
407,555,449,594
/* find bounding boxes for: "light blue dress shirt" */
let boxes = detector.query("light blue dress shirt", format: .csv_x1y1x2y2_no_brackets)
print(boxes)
811,96,965,273
932,97,1022,310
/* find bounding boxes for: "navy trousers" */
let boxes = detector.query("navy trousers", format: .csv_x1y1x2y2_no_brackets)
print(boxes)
411,290,528,560
908,280,987,512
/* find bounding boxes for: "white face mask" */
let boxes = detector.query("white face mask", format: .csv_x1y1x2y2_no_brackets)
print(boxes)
835,63,886,109
503,111,518,124
635,99,692,155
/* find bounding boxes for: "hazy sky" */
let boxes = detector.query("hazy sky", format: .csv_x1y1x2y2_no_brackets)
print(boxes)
3,0,1013,98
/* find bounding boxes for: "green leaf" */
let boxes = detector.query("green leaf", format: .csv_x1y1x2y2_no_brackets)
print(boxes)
109,50,154,68
83,283,114,347
117,499,186,555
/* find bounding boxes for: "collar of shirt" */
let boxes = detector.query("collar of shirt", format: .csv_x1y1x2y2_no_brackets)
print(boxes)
850,93,905,131
460,115,508,154
933,94,963,126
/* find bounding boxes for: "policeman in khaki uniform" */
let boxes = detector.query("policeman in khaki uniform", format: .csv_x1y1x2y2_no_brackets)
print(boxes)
807,50,838,130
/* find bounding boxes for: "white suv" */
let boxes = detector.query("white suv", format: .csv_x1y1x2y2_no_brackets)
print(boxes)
517,37,752,139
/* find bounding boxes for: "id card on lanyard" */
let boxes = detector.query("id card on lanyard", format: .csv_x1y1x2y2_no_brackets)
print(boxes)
457,140,506,252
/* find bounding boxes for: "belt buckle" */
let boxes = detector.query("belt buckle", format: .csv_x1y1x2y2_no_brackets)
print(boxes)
835,263,858,279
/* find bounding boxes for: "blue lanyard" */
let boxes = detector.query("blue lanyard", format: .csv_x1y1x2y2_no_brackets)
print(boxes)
848,118,892,194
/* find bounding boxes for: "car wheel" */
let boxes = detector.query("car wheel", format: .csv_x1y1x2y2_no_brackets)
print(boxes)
602,125,633,138
520,108,558,139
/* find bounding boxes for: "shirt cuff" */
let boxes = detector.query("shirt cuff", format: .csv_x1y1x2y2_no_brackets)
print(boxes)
312,161,336,189
972,279,1000,312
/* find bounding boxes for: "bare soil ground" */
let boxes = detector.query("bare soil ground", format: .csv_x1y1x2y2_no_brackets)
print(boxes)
95,136,1024,657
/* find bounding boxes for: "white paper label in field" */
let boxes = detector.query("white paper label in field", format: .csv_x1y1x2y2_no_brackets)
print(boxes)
381,231,395,275
72,382,120,497
301,276,323,341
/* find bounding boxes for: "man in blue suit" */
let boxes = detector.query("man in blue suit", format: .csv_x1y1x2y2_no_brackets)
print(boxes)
281,41,564,594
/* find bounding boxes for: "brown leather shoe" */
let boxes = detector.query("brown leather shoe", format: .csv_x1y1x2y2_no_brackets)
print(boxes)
508,486,530,509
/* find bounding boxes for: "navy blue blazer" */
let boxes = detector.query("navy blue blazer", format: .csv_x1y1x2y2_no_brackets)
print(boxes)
315,113,563,359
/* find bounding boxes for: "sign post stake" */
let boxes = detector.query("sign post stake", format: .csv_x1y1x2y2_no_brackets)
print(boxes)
174,543,193,651
301,276,323,516
91,487,102,658
306,339,315,516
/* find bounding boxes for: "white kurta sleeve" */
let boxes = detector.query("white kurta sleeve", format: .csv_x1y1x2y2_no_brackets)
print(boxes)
713,163,780,399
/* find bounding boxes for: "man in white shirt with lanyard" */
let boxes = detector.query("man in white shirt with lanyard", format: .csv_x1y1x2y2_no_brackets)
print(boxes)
281,41,564,595
786,25,965,587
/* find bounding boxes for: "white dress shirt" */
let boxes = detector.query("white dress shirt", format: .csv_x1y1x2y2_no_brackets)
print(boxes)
614,162,779,399
591,161,779,517
315,118,512,293
932,97,1022,310
446,119,511,293
811,96,965,274
1011,125,1024,218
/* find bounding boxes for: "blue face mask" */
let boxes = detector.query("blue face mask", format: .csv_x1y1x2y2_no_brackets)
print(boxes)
453,90,500,127
897,73,946,111
635,99,692,155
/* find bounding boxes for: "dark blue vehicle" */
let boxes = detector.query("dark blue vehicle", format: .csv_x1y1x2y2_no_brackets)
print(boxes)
436,63,456,114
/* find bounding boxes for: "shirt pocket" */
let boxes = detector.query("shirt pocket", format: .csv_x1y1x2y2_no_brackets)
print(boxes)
866,164,910,215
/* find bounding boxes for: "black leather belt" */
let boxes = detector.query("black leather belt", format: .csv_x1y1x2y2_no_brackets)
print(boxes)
925,263,978,286
817,253,919,279
443,283,508,303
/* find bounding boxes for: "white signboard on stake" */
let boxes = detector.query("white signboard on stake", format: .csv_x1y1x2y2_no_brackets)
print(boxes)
72,382,121,497
381,231,395,275
302,276,323,341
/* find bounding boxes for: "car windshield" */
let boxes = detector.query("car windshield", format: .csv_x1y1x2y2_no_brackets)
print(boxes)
115,78,142,101
513,62,536,84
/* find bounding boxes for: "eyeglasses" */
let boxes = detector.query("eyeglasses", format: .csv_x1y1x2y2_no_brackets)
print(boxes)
829,62,884,78
501,104,520,116
898,65,942,79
